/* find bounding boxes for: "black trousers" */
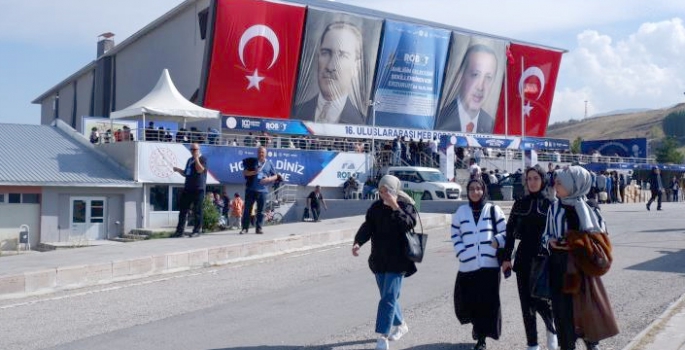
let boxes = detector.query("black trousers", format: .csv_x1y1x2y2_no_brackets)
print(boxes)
516,262,556,346
175,189,205,235
647,190,662,209
311,206,321,221
549,250,598,350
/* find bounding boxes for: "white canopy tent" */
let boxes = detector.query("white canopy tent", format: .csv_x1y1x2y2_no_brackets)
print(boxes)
110,69,220,139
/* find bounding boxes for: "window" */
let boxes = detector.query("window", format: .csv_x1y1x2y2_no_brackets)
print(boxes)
91,200,104,223
8,193,20,204
150,186,169,211
0,194,4,203
172,187,183,211
22,194,40,204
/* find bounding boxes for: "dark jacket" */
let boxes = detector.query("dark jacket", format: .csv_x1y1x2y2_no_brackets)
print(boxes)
292,96,365,125
435,98,495,133
504,191,551,272
354,200,418,277
649,172,664,192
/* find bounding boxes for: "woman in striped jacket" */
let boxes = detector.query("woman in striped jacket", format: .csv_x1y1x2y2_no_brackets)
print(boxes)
451,178,507,350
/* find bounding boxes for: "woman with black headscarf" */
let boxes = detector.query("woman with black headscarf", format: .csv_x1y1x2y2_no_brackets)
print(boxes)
451,178,507,350
502,165,558,350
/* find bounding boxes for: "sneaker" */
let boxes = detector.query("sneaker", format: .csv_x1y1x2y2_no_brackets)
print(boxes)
646,204,650,211
375,337,389,350
526,346,540,350
190,232,200,238
546,331,558,350
256,229,264,234
388,322,408,341
239,229,248,235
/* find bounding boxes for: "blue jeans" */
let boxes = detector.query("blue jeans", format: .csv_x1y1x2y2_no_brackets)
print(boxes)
375,273,404,335
242,190,266,230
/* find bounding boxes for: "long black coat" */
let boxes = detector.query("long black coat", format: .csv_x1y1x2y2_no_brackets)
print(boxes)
354,200,418,277
503,191,552,273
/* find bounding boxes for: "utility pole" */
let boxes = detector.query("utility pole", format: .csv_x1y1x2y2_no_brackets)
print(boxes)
584,100,588,119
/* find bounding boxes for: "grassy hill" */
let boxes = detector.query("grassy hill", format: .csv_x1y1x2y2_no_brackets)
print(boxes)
546,103,685,141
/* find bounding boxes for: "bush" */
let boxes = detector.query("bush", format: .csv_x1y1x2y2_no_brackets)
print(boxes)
202,196,220,232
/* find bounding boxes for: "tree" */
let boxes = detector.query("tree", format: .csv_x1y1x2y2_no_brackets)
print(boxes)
571,136,583,154
655,137,684,164
662,110,685,138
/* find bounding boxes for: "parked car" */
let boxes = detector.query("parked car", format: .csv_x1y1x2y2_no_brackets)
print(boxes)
386,166,461,200
489,172,525,200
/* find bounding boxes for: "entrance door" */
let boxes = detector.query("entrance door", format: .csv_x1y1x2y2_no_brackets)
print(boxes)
70,197,107,240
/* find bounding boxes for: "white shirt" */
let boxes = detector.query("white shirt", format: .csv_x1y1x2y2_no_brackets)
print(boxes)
430,140,438,154
458,99,480,133
315,94,347,124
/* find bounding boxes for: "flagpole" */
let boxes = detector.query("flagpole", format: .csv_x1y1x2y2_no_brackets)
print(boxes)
521,57,526,172
504,49,509,172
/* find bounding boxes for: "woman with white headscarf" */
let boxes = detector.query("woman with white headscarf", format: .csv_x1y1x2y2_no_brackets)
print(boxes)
353,175,417,350
542,166,617,350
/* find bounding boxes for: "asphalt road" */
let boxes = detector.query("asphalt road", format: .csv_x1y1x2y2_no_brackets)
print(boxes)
1,203,684,350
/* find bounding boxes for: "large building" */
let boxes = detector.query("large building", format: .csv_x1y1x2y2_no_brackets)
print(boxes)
25,0,568,243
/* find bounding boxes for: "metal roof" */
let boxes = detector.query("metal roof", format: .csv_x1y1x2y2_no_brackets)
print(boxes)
0,123,138,187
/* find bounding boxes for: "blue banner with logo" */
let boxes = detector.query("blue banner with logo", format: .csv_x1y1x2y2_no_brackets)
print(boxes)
222,116,311,135
581,138,647,158
373,21,451,130
520,137,570,151
199,145,368,186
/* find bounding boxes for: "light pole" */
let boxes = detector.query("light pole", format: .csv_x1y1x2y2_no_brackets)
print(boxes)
584,100,588,119
368,99,378,176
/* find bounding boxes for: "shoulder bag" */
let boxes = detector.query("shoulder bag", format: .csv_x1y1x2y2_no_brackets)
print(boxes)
406,209,427,263
529,251,552,300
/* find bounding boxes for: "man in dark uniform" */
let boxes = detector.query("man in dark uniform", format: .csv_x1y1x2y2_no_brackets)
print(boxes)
646,166,664,211
172,143,207,237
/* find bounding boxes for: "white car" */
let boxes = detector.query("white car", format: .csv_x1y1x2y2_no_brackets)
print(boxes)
386,166,461,200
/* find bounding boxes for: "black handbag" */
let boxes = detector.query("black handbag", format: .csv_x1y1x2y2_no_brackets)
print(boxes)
406,210,427,263
530,253,552,300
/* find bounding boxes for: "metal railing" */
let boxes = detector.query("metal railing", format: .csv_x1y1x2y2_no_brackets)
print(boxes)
91,128,371,153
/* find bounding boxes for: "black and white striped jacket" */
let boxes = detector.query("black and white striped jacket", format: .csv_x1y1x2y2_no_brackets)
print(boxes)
451,203,507,272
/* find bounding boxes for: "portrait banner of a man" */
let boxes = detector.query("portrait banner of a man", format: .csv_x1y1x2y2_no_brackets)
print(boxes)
435,34,506,134
373,20,451,129
290,8,382,126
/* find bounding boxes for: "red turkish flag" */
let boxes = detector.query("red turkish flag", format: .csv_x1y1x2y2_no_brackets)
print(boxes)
493,43,563,137
203,0,305,119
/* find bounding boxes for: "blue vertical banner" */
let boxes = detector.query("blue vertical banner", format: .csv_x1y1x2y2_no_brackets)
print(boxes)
373,21,451,130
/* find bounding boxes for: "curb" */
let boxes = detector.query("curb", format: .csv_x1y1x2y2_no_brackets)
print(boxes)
0,214,451,300
621,292,685,350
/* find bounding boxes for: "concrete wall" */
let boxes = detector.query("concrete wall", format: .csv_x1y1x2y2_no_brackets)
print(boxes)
41,187,140,242
114,0,210,110
281,199,466,223
97,142,137,178
0,204,40,248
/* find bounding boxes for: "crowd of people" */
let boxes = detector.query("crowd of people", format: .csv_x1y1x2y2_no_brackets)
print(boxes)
353,165,618,350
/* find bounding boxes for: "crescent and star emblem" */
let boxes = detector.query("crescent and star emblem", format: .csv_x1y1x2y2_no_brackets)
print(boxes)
238,24,280,91
518,66,546,117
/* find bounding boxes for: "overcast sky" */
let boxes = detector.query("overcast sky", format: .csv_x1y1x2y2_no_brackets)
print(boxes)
1,0,684,125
